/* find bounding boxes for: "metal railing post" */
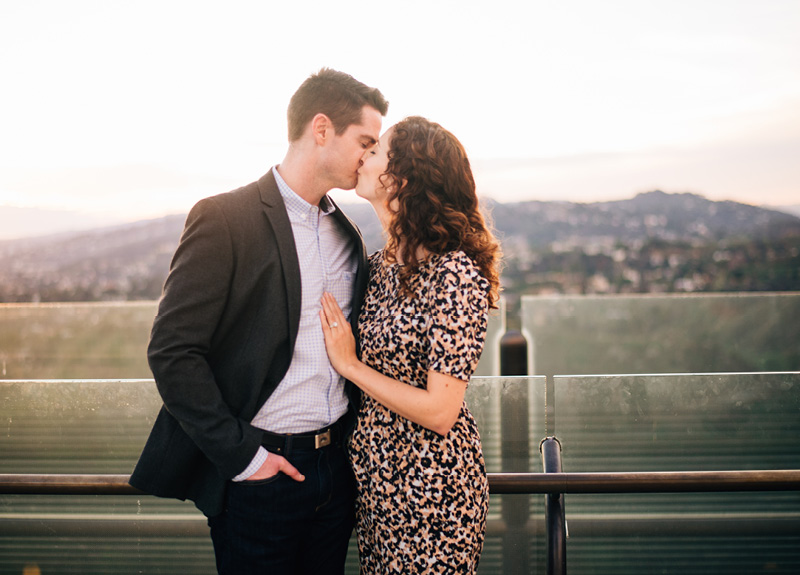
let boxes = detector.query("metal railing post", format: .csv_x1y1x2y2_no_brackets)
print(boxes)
541,437,567,575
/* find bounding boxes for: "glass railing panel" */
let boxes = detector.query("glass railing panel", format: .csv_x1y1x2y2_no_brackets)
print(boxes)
0,299,509,377
469,376,547,574
2,379,161,475
1,377,546,472
553,372,800,575
0,302,156,379
521,293,800,375
0,378,211,574
1,377,546,575
468,376,546,474
553,372,800,473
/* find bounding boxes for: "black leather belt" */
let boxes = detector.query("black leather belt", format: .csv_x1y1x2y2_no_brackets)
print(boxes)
261,420,343,455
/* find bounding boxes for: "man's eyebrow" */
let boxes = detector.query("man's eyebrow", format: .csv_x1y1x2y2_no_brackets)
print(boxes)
360,135,378,145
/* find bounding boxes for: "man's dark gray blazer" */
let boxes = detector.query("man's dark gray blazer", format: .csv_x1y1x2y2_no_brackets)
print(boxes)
129,169,368,517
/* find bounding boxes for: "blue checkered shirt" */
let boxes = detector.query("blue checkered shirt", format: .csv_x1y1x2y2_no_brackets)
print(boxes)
233,167,357,480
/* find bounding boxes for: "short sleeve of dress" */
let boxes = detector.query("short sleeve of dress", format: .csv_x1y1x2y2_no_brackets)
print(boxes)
427,252,490,383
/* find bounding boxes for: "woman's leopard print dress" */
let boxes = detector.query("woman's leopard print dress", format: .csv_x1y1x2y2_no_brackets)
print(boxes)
349,249,490,574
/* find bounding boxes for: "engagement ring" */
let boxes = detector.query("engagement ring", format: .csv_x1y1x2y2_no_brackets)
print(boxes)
330,322,339,328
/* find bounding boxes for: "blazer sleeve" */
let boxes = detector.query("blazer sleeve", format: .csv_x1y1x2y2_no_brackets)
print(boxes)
147,197,263,479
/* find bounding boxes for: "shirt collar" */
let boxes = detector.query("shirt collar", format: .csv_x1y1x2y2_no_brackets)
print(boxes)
272,166,335,217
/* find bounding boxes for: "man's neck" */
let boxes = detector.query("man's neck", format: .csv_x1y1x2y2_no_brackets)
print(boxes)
276,147,329,207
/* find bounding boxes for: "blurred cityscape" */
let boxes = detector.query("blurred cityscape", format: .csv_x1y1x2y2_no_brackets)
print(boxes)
1,190,798,306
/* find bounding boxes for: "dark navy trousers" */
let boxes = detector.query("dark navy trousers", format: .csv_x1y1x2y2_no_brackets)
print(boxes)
207,442,355,575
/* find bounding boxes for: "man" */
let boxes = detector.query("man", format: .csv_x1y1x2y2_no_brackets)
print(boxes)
129,68,388,574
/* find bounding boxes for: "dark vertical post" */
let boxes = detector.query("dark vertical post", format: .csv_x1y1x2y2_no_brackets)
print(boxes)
500,330,528,377
500,330,529,574
541,437,567,575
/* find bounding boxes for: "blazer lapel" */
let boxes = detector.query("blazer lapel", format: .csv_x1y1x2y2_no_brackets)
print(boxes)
258,170,302,350
329,197,369,330
329,198,369,409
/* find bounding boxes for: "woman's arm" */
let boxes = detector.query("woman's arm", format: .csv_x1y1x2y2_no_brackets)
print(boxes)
320,292,465,435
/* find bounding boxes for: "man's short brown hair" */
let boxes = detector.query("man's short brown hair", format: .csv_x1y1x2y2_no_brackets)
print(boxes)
287,68,388,142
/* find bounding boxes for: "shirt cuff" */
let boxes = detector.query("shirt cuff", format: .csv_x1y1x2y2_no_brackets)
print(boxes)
231,446,269,482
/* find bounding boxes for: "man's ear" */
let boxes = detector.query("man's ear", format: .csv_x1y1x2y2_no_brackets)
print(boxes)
311,113,332,145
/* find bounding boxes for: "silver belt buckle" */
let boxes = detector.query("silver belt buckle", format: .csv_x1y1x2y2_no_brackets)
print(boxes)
315,429,332,449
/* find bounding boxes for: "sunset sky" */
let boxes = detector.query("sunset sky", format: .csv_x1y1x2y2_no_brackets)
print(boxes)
1,0,798,228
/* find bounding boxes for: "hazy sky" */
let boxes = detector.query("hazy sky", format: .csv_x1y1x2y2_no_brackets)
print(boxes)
1,0,798,224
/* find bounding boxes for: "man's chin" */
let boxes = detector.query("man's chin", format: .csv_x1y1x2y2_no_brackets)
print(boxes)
331,183,357,193
340,177,358,191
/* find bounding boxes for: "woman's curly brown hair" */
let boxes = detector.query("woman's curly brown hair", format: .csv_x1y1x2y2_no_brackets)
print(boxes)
382,116,502,308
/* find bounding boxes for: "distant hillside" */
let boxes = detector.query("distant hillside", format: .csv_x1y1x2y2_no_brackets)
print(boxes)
0,215,186,301
1,191,798,303
332,191,800,253
488,190,800,247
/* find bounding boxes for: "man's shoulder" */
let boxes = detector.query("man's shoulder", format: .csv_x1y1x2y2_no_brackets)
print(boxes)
204,178,262,208
190,171,279,216
182,172,287,241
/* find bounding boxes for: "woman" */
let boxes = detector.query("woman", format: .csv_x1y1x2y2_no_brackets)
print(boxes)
320,116,502,573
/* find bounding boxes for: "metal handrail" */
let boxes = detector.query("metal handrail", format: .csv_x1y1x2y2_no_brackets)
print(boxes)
491,469,800,493
3,469,799,575
2,470,799,495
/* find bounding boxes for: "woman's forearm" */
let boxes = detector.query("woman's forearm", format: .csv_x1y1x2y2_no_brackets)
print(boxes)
344,361,464,435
